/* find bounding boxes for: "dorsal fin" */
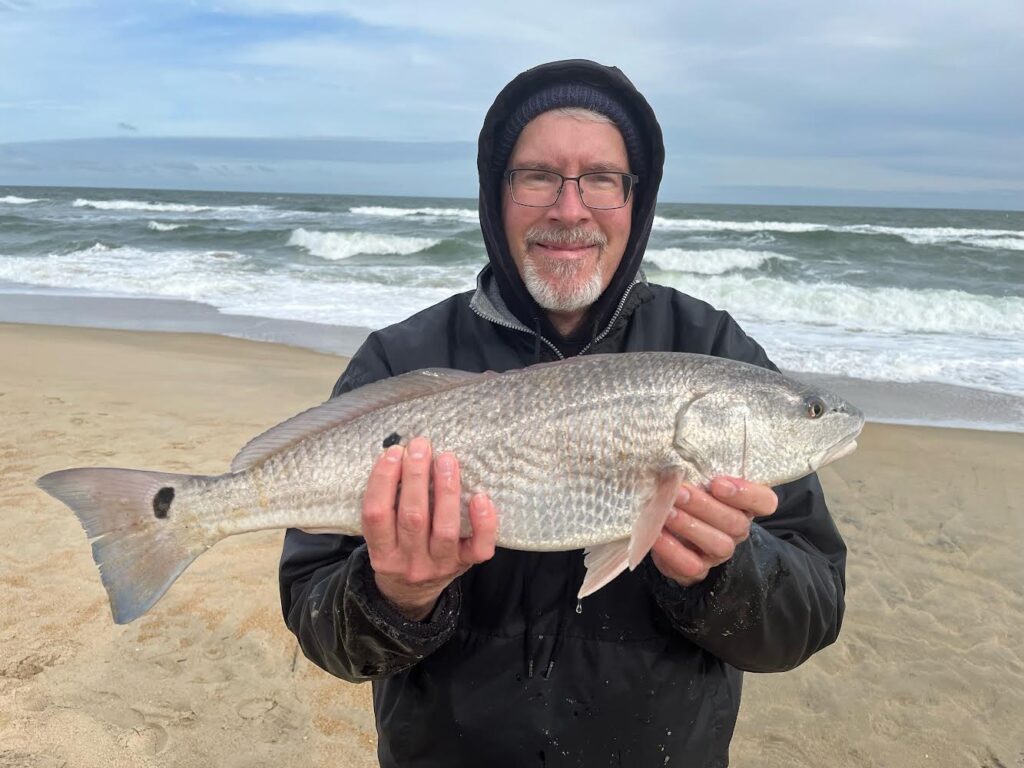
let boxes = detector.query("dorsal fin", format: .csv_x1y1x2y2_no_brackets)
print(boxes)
230,368,485,472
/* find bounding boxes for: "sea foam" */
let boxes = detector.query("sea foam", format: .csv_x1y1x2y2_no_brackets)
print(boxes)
644,248,792,275
0,195,43,205
653,217,1024,250
288,228,439,260
350,206,480,224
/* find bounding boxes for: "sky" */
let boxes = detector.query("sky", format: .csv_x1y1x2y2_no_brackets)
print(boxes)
1,0,1022,209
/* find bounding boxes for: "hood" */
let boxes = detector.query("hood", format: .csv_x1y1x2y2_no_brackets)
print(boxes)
476,59,666,346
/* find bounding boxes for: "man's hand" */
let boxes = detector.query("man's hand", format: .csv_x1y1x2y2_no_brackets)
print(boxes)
650,477,778,587
362,436,498,620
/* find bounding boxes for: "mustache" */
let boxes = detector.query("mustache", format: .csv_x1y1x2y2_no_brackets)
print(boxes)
524,225,608,249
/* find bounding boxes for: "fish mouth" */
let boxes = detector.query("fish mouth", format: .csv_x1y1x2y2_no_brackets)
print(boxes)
808,437,859,472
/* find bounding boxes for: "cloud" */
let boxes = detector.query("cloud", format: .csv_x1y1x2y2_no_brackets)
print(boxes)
0,1,1021,208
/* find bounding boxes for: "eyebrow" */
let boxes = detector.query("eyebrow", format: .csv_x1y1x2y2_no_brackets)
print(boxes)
512,160,629,174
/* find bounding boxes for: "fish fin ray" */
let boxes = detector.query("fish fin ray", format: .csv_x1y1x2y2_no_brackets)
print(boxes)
579,539,630,598
628,468,684,570
231,368,486,472
37,467,212,624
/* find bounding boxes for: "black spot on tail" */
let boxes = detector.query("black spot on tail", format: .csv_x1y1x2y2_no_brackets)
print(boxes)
153,487,175,519
382,432,401,448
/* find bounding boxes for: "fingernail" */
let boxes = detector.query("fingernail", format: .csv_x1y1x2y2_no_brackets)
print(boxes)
436,454,454,475
716,479,737,497
408,437,427,460
471,493,490,513
668,508,678,520
384,445,403,462
677,487,690,505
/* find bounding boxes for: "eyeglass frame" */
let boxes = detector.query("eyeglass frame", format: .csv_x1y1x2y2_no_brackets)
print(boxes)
503,168,640,210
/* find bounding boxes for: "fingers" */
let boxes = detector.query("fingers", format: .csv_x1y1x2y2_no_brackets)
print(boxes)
396,437,432,556
663,506,736,562
709,476,778,519
429,452,461,560
674,484,752,542
361,444,404,555
460,493,497,565
650,531,708,586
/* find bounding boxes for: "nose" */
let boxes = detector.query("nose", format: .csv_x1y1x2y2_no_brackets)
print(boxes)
548,178,590,225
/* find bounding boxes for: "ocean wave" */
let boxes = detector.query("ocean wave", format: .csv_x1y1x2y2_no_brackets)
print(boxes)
0,195,43,205
147,221,186,232
288,228,439,260
644,248,792,275
653,217,1024,250
0,246,471,331
71,197,301,218
350,205,479,224
73,198,215,213
658,273,1024,337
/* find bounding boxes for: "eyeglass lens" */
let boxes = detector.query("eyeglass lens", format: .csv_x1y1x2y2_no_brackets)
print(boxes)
508,170,633,209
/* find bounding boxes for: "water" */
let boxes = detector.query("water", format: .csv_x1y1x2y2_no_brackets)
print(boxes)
2,186,1022,420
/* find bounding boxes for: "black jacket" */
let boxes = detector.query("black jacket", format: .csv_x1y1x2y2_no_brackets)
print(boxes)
279,60,847,768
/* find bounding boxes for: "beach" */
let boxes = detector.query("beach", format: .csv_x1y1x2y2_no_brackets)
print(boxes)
2,321,1022,767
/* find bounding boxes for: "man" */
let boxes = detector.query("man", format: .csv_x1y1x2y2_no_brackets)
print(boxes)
280,59,846,767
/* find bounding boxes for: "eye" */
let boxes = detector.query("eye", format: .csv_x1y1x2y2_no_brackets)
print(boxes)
806,397,827,419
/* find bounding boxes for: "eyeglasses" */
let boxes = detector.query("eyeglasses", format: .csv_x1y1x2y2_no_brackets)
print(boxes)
504,169,639,210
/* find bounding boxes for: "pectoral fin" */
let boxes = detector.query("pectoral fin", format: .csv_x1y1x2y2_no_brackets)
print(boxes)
579,539,630,599
628,468,684,570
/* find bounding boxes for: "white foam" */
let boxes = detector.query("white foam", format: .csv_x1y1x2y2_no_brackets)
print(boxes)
147,221,186,232
73,198,214,213
644,248,792,275
653,217,1024,250
0,246,473,332
654,217,828,234
288,228,439,260
0,195,43,205
657,273,1024,337
71,197,303,219
350,205,479,224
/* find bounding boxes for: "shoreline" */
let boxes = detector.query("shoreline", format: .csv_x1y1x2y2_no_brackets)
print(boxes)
2,289,1022,433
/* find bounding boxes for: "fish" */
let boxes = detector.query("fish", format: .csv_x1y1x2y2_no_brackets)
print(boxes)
36,351,864,624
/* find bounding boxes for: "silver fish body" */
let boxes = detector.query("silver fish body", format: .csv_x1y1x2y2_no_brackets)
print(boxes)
37,352,864,624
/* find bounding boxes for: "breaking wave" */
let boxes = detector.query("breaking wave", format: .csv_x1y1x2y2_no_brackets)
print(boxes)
644,248,792,275
350,205,480,224
0,195,43,205
653,217,1024,250
287,228,439,260
147,221,186,232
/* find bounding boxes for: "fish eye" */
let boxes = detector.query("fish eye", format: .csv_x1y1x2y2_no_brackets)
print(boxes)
806,397,827,419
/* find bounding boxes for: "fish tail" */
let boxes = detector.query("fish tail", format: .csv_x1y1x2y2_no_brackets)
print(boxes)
37,467,213,624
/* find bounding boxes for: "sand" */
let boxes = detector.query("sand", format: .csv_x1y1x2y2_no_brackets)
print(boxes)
1,322,1021,767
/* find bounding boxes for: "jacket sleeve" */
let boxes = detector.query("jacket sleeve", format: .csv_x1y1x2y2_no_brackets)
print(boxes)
278,333,463,682
640,310,847,672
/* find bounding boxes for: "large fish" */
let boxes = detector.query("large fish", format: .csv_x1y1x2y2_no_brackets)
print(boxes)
37,352,863,624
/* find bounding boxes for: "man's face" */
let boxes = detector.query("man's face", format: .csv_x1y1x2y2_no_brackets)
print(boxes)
502,111,633,325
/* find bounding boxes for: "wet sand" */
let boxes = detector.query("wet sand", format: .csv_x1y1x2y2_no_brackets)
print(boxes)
1,322,1021,767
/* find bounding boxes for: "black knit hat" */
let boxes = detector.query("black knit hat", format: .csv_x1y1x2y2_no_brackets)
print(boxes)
493,81,647,176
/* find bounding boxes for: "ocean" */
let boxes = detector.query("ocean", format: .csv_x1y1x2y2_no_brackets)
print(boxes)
2,185,1022,430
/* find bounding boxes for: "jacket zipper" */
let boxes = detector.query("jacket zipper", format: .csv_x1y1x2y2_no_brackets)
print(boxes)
470,279,641,361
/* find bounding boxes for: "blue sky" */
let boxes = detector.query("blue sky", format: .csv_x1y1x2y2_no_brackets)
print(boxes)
1,0,1022,209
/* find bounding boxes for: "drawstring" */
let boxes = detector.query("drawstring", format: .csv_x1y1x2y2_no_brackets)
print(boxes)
521,553,585,679
522,554,543,678
542,555,582,678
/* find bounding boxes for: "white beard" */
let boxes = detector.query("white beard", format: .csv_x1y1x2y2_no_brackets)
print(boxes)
522,251,604,313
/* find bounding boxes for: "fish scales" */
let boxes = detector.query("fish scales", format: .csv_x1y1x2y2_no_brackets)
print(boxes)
215,352,695,549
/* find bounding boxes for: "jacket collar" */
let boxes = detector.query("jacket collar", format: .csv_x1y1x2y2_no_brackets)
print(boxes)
470,264,649,360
